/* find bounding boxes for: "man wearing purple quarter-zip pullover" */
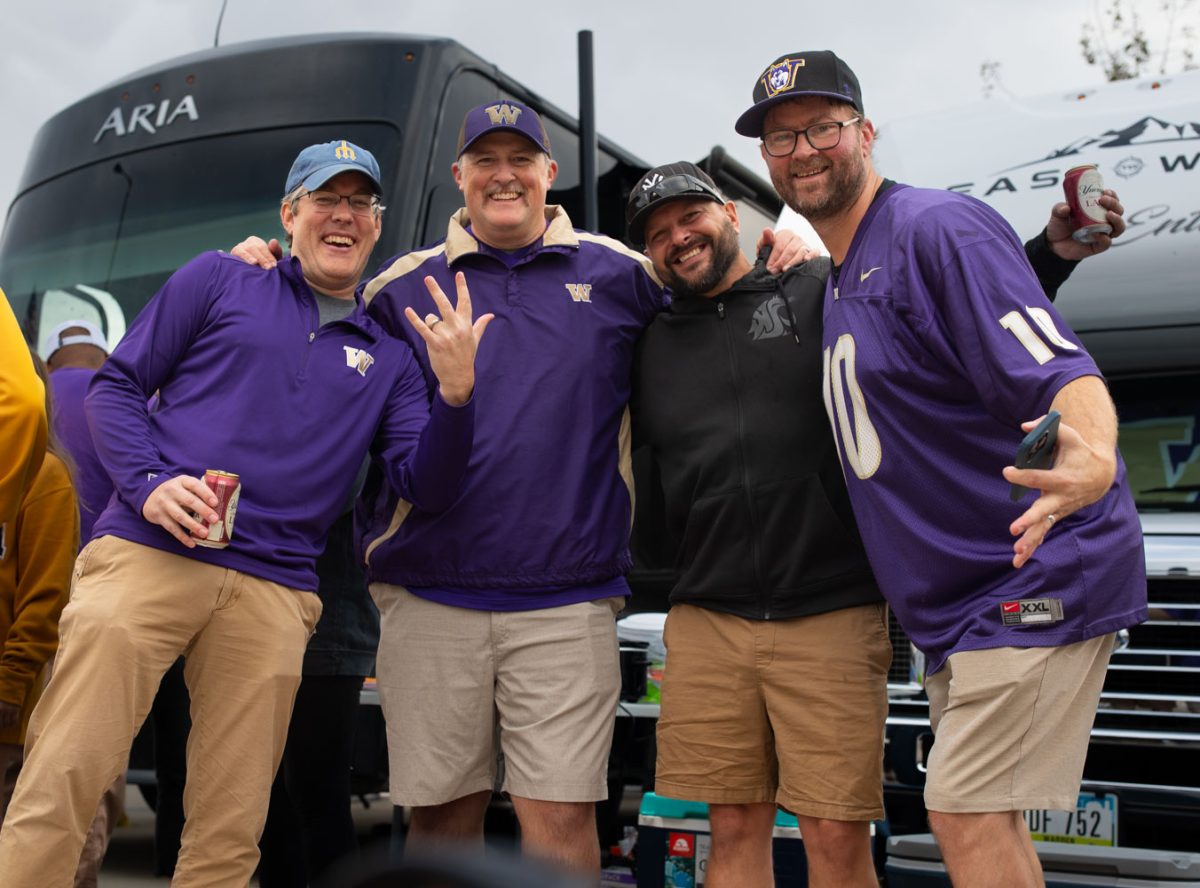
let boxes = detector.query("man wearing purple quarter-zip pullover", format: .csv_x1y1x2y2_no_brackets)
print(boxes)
0,139,490,888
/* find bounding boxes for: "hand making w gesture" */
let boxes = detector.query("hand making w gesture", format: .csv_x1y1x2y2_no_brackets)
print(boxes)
404,272,493,406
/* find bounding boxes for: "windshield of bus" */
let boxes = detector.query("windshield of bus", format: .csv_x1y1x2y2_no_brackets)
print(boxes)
0,125,400,351
1112,373,1200,511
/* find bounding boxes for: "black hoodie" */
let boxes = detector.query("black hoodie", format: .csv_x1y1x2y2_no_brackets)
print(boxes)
632,256,881,620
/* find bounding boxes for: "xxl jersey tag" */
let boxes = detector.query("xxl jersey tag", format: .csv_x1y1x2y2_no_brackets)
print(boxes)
1001,598,1064,626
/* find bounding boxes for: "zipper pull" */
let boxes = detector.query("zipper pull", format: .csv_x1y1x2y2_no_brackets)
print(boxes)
717,300,726,319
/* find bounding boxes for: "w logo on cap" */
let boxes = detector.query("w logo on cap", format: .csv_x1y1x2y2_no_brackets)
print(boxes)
334,140,356,160
764,58,805,97
485,103,523,126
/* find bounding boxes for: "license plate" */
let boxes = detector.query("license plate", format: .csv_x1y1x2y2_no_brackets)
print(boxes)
1024,792,1118,846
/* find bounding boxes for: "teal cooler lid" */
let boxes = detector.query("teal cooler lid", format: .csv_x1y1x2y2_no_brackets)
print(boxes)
639,792,798,828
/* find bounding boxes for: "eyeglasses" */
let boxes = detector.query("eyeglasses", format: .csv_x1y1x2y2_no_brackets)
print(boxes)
303,191,381,216
761,117,861,157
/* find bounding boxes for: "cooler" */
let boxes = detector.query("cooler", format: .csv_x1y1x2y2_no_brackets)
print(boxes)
886,834,1200,887
636,792,808,887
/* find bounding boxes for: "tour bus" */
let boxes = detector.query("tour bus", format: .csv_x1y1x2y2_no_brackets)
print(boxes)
1,33,782,345
0,30,787,853
842,71,1200,863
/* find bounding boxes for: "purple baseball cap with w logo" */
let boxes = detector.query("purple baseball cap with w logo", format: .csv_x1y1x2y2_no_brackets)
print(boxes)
456,100,552,157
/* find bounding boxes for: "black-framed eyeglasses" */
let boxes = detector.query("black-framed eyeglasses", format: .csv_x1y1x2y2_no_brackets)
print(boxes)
304,191,381,216
761,117,861,157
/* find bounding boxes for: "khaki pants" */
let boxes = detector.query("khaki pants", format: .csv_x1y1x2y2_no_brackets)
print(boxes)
73,774,125,888
0,749,122,887
0,537,321,888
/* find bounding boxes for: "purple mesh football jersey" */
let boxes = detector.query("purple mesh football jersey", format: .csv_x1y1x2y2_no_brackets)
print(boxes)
821,185,1146,674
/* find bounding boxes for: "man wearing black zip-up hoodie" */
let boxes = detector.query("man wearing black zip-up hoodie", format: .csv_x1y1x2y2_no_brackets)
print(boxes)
626,161,1124,888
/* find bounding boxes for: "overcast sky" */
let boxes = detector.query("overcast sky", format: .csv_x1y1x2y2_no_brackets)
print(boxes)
0,0,1188,218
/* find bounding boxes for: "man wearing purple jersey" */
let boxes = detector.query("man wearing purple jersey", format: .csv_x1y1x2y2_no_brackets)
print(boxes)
0,140,488,888
738,51,1147,887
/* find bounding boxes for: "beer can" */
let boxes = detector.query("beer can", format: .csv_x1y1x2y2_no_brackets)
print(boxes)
195,469,240,548
1063,164,1113,244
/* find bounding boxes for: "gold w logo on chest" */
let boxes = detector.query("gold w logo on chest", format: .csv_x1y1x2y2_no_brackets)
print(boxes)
564,283,592,303
343,346,375,377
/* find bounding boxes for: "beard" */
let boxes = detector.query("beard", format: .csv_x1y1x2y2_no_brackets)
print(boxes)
771,145,869,224
661,217,742,299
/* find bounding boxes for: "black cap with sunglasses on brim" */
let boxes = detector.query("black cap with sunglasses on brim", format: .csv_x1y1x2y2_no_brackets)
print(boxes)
625,161,727,248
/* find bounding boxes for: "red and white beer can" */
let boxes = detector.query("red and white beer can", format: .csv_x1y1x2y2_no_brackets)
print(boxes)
1063,164,1112,244
195,469,240,548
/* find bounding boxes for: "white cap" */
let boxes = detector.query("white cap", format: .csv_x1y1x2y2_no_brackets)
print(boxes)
41,319,109,361
616,612,668,645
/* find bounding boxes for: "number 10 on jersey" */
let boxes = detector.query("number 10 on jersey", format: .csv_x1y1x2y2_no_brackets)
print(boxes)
823,333,882,481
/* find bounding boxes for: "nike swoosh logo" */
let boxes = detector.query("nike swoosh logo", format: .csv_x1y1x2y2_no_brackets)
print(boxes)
860,266,883,283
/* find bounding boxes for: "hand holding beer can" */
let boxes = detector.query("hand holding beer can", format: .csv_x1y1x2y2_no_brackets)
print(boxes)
1063,164,1113,244
195,470,240,548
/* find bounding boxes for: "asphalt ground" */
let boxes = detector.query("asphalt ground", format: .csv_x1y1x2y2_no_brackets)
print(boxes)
98,784,394,886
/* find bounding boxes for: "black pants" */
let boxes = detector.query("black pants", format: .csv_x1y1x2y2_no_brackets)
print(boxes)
153,657,189,877
257,674,364,887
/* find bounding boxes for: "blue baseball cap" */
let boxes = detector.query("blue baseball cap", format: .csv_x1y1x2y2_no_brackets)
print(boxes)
456,101,552,157
284,140,382,196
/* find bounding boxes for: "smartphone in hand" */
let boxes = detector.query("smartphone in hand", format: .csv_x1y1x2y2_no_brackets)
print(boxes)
1010,410,1061,502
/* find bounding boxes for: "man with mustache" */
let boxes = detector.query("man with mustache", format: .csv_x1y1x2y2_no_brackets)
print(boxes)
313,102,668,874
625,155,1125,888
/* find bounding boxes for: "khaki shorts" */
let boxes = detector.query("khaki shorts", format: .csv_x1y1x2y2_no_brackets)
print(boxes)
655,603,891,821
923,635,1114,813
371,585,622,805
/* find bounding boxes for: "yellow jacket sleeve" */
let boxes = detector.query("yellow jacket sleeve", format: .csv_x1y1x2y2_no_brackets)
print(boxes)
0,453,77,744
1,290,47,562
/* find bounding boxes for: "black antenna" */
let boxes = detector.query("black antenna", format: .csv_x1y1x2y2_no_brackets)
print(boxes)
105,163,134,293
214,0,229,48
578,30,598,232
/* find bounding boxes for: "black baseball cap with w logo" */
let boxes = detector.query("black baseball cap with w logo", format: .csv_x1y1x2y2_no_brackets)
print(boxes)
625,161,726,247
735,50,864,137
457,100,552,156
